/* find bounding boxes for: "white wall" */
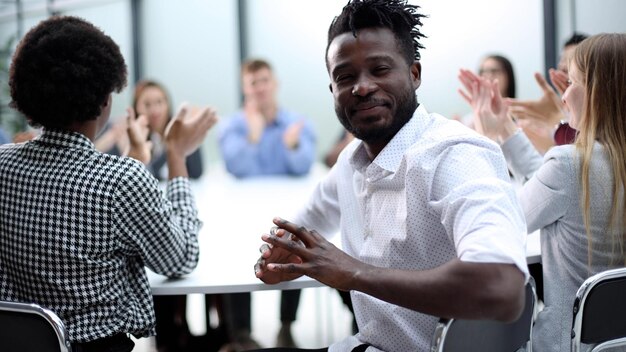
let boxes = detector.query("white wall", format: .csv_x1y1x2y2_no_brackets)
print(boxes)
418,0,544,118
557,0,626,48
141,0,240,163
245,0,545,160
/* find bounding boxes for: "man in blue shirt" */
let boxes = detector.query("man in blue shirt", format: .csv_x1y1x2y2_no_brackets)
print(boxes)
218,59,316,349
219,59,316,178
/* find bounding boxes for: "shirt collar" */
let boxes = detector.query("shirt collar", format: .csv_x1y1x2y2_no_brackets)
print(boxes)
349,104,429,175
35,129,95,150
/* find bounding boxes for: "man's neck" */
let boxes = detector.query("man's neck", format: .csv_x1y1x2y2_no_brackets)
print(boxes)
363,140,388,161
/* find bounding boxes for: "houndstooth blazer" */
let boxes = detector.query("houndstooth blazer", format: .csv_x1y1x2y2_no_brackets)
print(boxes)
0,129,201,343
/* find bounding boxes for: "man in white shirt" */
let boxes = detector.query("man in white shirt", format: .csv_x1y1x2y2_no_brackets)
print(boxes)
254,1,528,351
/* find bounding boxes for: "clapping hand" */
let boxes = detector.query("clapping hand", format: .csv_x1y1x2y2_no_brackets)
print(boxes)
506,72,565,125
548,68,569,96
458,69,516,142
164,103,218,157
126,107,152,164
516,118,555,155
282,120,304,150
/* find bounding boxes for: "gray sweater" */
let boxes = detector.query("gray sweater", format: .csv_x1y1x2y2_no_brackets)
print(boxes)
501,132,625,352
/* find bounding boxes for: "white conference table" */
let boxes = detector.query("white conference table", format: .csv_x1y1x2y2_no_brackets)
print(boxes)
148,164,332,295
148,165,542,295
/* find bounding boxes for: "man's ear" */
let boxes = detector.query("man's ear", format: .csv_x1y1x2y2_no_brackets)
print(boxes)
328,83,333,94
411,61,422,90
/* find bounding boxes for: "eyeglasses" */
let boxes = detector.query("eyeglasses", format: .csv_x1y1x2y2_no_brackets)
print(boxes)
478,68,504,76
554,121,577,145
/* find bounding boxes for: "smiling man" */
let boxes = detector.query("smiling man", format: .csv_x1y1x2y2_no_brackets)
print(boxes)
254,1,529,351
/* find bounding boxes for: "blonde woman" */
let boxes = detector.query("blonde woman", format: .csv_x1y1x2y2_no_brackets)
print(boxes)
459,33,626,352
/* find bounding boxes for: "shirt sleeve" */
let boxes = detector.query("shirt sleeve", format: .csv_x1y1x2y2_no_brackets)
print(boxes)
500,130,544,183
0,128,10,144
282,120,316,176
186,147,204,179
519,147,574,233
428,139,529,278
114,163,201,277
218,117,263,177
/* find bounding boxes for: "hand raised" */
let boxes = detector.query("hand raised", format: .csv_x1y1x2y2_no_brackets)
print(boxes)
126,107,152,164
458,69,514,141
516,118,555,154
549,68,569,96
164,104,218,157
282,120,304,150
506,72,565,125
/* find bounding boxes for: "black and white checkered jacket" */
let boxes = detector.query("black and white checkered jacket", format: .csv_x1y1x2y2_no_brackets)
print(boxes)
0,129,201,343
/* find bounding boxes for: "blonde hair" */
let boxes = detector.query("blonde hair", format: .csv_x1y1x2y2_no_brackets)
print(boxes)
573,33,626,266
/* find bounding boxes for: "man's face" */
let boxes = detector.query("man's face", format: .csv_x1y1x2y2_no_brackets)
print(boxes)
242,67,277,109
326,27,420,144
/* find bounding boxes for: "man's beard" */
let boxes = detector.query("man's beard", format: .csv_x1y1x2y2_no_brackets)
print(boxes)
335,90,417,145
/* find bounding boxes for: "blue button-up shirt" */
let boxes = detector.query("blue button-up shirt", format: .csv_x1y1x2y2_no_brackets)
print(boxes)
0,127,10,145
219,108,316,178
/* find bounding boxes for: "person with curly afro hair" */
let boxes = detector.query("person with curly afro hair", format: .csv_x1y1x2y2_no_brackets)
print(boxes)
1,15,217,351
9,16,127,131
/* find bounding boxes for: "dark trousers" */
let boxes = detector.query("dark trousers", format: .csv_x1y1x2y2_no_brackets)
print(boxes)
71,333,134,352
337,290,358,333
280,288,357,331
280,289,301,322
154,295,190,350
225,289,301,334
154,294,228,351
224,292,253,333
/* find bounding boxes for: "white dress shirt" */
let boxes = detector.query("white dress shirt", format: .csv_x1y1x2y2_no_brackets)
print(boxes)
294,105,528,352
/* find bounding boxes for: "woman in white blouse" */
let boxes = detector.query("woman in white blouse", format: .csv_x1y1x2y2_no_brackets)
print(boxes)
459,33,626,352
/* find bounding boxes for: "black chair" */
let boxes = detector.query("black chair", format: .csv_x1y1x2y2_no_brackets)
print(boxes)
0,300,71,352
571,267,626,352
431,278,537,352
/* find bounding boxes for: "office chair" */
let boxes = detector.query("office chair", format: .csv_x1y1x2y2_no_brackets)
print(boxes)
431,278,537,352
571,267,626,352
0,300,71,352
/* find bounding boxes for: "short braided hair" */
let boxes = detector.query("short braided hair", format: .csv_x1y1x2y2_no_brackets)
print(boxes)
326,0,426,65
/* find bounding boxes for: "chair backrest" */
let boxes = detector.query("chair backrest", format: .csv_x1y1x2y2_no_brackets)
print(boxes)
571,267,626,352
0,300,71,352
431,278,537,352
